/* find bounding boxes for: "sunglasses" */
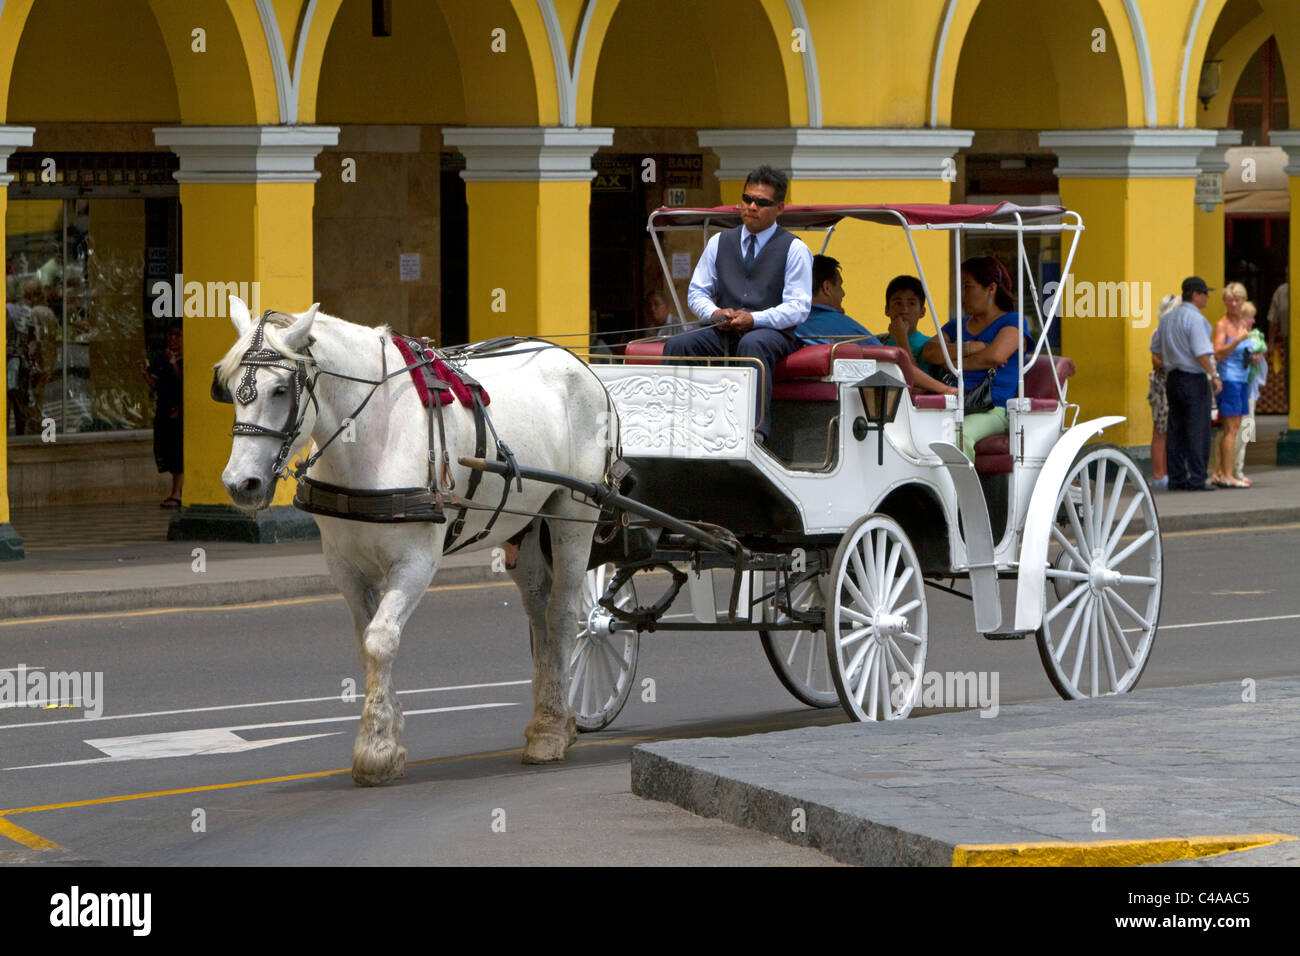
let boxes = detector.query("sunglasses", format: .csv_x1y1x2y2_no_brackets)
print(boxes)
740,194,778,208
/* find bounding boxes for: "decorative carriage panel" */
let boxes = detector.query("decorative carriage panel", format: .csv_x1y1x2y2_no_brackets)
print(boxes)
595,365,754,459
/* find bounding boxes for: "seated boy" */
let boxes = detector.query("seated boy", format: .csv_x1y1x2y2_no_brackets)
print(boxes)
880,275,944,379
796,257,953,394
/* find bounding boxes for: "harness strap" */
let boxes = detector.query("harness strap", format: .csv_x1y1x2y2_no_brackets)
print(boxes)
294,476,447,524
442,384,489,551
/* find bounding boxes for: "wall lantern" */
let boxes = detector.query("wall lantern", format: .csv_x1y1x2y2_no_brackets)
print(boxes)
1198,60,1221,111
853,371,904,465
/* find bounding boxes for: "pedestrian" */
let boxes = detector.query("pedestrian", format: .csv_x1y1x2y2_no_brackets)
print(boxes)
140,322,184,507
1209,291,1254,488
1150,277,1222,491
1230,301,1267,487
1147,294,1181,490
665,164,813,443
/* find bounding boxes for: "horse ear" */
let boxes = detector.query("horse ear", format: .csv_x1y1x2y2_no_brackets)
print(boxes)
229,296,253,336
281,303,320,352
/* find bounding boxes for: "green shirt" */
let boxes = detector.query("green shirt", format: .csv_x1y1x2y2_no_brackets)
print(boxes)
882,329,942,379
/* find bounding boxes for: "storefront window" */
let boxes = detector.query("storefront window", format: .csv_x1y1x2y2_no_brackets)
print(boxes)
6,197,156,435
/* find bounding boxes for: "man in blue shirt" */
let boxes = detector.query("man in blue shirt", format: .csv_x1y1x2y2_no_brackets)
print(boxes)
664,165,813,441
1150,276,1223,491
796,255,880,345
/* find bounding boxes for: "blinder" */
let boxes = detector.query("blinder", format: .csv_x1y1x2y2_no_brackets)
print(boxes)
212,311,318,477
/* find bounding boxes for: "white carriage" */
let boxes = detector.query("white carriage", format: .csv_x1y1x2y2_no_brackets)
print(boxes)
488,202,1162,730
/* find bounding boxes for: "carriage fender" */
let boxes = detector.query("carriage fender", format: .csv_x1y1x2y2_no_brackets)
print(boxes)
1013,416,1126,632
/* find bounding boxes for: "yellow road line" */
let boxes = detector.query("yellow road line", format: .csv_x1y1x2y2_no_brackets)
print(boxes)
1163,521,1300,538
0,815,61,850
0,715,832,818
952,833,1297,867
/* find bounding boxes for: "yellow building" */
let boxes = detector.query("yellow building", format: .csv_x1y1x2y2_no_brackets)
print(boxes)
1,0,1297,558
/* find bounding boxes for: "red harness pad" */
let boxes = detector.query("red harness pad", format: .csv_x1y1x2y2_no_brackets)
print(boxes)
393,336,489,408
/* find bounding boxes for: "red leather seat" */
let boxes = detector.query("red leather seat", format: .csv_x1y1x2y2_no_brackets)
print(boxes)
772,342,915,401
972,355,1075,474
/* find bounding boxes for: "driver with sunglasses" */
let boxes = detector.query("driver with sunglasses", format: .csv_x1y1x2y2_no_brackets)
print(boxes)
663,164,813,443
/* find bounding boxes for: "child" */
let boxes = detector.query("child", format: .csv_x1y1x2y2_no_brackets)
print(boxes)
880,275,943,379
1233,301,1267,486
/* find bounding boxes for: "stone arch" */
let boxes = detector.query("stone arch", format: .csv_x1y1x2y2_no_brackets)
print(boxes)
588,0,801,129
944,0,1143,130
304,0,558,126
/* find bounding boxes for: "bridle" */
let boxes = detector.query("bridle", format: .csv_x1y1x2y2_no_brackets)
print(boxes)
210,312,322,479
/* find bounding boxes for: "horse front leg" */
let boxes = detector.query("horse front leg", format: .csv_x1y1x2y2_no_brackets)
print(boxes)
349,557,434,786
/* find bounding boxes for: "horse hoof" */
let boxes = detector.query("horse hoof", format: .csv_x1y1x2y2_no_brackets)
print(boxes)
351,746,406,786
521,732,569,764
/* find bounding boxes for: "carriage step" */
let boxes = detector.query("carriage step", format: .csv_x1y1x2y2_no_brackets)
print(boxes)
983,630,1033,641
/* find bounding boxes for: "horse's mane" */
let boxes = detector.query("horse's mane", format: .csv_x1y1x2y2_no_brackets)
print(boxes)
214,310,391,385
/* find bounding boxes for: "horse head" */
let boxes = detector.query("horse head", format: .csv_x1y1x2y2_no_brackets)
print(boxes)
216,295,320,511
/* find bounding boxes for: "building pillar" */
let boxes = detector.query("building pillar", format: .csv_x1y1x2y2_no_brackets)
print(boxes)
153,125,338,541
697,128,973,332
441,127,612,342
1193,130,1242,293
1039,128,1218,451
1269,130,1300,464
0,125,35,561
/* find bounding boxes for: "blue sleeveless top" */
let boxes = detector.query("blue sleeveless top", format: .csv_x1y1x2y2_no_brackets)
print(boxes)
940,312,1032,407
1220,334,1251,384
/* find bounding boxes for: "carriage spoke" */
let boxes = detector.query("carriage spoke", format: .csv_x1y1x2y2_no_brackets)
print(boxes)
865,645,880,713
879,646,894,719
1051,525,1089,572
1100,465,1126,550
855,644,877,707
1110,529,1155,569
839,604,873,626
886,565,916,611
1069,599,1094,689
842,573,874,616
886,637,917,679
1091,456,1108,544
881,541,901,609
1089,601,1100,695
1101,592,1138,669
1108,589,1152,632
1078,468,1095,549
1064,497,1090,558
840,625,873,648
1053,589,1090,663
893,598,922,618
854,542,878,606
1045,582,1088,624
1105,494,1144,558
874,531,888,608
1097,597,1120,692
783,630,805,668
896,631,924,646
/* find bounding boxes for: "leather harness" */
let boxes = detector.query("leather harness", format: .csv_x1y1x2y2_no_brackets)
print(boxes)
213,314,522,546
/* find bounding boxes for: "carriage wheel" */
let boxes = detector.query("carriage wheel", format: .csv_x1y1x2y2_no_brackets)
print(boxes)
1036,444,1161,700
568,563,639,732
759,572,838,708
825,514,929,721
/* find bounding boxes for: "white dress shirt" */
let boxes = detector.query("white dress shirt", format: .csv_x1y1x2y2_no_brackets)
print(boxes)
686,221,813,331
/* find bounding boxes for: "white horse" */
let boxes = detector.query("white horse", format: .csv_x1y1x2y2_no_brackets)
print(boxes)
215,297,610,785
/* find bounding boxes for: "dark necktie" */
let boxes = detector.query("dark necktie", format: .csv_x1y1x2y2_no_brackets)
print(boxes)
744,235,757,271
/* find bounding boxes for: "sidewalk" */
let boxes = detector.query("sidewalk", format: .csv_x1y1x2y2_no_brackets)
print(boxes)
2,461,1298,620
631,677,1300,867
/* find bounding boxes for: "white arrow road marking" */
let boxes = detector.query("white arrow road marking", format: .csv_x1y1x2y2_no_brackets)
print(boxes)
0,679,531,732
4,701,517,771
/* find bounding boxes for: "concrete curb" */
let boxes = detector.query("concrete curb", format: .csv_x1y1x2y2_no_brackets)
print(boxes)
1157,507,1300,533
0,563,501,621
630,680,1300,867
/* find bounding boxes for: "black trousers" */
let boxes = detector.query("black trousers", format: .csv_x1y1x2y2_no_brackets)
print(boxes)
661,325,800,438
1165,369,1211,489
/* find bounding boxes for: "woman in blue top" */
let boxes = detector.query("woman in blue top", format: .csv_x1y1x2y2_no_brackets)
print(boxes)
1210,301,1254,488
920,256,1032,459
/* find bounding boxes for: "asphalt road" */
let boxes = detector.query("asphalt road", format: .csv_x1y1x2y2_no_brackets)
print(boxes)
1,521,1297,865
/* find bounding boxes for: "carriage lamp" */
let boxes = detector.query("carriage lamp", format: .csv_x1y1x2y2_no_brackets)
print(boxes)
853,371,904,465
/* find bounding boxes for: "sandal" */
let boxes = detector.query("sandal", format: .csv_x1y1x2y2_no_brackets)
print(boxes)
1226,477,1250,488
160,496,182,509
1235,476,1253,487
1211,477,1232,488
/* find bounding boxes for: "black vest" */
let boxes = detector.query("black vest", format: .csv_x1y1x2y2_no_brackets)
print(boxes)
715,225,795,312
